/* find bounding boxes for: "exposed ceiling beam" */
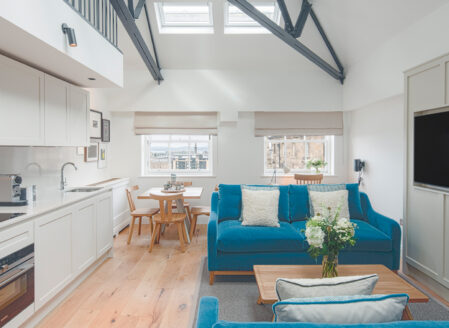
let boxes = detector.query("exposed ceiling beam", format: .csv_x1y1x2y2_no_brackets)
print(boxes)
111,0,163,81
133,0,147,19
293,0,311,38
228,0,344,83
310,9,344,75
276,0,293,33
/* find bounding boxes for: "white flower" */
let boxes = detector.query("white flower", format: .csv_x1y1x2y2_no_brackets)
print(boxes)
310,215,324,223
305,226,325,248
337,217,350,228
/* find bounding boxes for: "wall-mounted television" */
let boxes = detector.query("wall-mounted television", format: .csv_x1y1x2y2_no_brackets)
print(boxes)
414,108,449,191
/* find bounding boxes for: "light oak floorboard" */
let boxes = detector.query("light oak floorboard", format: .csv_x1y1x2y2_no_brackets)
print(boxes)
38,223,207,328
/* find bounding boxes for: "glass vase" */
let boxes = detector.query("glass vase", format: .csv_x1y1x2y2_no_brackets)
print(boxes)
322,254,338,278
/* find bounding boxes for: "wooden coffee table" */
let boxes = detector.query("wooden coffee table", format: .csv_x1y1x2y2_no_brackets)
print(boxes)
254,264,429,320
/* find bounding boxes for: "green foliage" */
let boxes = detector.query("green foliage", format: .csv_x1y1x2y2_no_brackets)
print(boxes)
306,159,328,173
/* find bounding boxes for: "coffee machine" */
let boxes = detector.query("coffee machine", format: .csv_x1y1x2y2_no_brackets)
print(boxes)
0,174,28,206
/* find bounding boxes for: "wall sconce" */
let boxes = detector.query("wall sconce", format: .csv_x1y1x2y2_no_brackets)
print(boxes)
354,159,365,185
62,23,77,47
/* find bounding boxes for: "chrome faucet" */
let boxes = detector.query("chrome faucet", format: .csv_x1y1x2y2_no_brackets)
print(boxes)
60,162,78,190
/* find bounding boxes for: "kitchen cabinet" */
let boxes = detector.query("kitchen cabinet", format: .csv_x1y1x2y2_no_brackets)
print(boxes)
0,53,90,147
96,192,113,258
68,85,89,147
35,207,73,310
44,74,69,146
72,198,97,276
0,54,45,146
111,179,131,236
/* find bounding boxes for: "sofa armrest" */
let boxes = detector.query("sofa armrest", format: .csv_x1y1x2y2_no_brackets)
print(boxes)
196,297,219,328
360,192,401,270
208,192,219,271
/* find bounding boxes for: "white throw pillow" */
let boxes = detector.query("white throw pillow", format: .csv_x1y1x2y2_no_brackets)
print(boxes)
276,274,378,301
273,294,409,323
241,187,280,227
309,189,349,219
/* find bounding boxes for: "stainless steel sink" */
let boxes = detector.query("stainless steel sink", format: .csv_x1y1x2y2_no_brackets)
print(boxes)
65,187,102,193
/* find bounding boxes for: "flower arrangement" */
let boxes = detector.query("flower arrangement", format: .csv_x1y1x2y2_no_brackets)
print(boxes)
306,159,328,173
304,206,357,278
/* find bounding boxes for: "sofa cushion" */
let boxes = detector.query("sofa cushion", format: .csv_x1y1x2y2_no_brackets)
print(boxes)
217,220,306,253
289,185,310,222
218,184,289,223
291,220,392,252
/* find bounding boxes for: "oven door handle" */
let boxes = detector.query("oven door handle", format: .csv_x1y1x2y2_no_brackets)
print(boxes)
0,259,33,289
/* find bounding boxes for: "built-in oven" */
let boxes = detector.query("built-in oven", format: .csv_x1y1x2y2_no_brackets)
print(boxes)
0,244,34,327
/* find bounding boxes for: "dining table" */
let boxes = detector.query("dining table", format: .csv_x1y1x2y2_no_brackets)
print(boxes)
138,187,204,244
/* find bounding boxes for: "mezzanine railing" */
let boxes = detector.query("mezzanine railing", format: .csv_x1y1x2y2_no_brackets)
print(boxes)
63,0,119,49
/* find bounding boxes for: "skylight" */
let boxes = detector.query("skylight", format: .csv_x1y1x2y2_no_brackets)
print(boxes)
224,2,281,34
154,2,214,34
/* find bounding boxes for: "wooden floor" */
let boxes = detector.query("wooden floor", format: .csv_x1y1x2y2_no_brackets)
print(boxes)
38,223,207,328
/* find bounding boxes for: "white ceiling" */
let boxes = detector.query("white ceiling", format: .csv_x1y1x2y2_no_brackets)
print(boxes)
119,0,448,72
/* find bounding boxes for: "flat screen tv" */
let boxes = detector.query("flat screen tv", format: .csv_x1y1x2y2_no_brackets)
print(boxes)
414,109,449,190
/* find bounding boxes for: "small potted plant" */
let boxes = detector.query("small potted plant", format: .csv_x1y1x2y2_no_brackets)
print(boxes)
306,159,328,173
303,206,357,278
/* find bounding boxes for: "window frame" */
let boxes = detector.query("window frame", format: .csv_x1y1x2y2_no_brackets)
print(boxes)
142,134,213,176
224,1,281,34
263,135,334,176
154,2,214,34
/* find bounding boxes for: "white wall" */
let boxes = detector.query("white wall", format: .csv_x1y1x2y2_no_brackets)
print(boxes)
0,0,123,87
109,111,348,221
347,95,404,221
89,68,342,113
343,2,449,110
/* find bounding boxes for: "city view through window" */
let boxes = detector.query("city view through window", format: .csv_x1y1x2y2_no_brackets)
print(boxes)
265,136,332,174
143,135,211,175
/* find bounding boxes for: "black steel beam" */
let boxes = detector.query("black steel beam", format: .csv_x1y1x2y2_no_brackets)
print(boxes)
310,9,344,75
276,0,293,33
128,0,134,17
228,0,344,82
293,0,311,38
110,0,163,81
134,0,146,19
143,3,161,84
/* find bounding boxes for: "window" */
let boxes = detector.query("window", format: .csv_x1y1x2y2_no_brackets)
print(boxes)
142,135,212,175
154,2,214,34
224,1,280,34
264,136,334,175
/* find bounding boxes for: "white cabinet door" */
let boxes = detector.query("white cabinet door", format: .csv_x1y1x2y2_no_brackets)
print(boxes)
72,199,97,276
112,182,130,235
35,208,72,310
0,54,44,146
44,74,69,146
96,192,113,258
69,86,89,146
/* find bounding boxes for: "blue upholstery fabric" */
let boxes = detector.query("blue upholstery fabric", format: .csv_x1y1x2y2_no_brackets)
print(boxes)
289,185,310,222
197,297,449,328
346,184,364,220
218,185,290,222
217,220,306,253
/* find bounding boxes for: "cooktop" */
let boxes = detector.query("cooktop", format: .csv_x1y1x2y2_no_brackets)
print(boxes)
0,213,26,223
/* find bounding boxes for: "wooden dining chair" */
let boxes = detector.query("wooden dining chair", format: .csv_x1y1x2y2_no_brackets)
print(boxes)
294,174,323,185
149,193,188,253
189,206,210,239
126,186,160,245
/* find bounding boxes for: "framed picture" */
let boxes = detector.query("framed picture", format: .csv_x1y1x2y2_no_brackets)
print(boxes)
90,110,102,139
102,119,110,142
84,142,99,162
98,143,107,169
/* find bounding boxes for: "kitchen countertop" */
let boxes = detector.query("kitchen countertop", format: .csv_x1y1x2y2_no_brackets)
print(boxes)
0,177,129,230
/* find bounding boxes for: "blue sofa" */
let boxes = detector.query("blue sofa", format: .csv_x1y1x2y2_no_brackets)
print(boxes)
208,184,401,283
197,297,449,328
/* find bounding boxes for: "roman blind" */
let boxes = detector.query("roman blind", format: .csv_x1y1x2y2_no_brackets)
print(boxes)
254,111,343,136
134,112,218,135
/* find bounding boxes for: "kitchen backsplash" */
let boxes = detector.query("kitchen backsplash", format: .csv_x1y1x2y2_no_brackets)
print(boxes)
0,146,110,193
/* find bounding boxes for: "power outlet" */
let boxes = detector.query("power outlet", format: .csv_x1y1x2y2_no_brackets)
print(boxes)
399,218,404,226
